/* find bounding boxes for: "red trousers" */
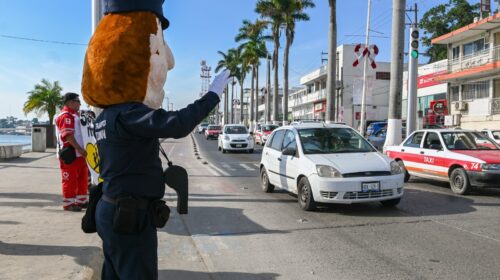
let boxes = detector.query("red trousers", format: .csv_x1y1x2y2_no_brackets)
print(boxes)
59,156,88,207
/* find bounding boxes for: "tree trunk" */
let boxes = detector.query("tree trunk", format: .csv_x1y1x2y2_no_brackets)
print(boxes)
250,67,255,131
272,34,280,124
283,34,291,126
231,77,235,124
240,82,244,124
266,55,271,124
224,85,228,125
326,0,337,123
255,64,259,129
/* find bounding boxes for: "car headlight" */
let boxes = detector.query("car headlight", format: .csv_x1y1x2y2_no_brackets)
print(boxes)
481,163,500,171
316,165,342,178
247,135,253,141
224,136,230,141
390,161,403,175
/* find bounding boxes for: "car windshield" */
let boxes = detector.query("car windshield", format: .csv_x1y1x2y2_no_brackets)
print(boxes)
200,123,208,127
225,126,247,134
262,125,278,132
298,128,376,154
492,130,500,140
208,126,221,130
441,131,500,150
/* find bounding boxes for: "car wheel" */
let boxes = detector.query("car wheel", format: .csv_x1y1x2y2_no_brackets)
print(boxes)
260,168,274,193
248,149,254,154
450,168,472,195
380,198,401,207
222,148,226,154
397,160,410,183
297,177,316,211
218,145,221,151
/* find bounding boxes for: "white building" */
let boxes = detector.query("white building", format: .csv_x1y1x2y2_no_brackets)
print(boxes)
431,13,500,129
402,59,449,128
289,44,392,128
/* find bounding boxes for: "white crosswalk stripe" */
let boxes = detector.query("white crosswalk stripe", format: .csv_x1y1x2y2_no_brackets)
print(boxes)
239,163,255,171
221,163,236,171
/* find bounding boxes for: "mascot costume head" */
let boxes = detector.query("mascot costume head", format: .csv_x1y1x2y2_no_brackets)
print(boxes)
82,0,174,109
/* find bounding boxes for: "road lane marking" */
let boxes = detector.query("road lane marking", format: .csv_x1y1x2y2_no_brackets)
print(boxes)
208,163,230,176
239,163,255,171
221,163,236,171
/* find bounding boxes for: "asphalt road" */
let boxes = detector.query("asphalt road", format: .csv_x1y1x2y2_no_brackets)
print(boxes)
158,133,500,280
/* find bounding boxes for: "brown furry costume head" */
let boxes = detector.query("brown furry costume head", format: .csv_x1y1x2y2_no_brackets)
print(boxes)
82,9,174,109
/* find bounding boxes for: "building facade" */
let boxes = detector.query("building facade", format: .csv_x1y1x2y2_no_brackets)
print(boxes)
432,13,500,129
289,44,392,128
402,59,449,128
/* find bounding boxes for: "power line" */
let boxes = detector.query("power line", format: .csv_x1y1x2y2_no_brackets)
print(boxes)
0,34,87,46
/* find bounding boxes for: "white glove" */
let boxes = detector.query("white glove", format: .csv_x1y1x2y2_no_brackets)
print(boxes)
208,69,231,98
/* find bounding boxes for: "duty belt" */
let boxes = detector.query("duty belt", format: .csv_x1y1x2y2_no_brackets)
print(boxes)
101,194,151,209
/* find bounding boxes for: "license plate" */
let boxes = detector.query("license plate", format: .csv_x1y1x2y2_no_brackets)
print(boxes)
361,182,380,192
236,144,242,148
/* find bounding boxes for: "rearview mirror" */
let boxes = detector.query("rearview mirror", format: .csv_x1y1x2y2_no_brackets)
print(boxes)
282,147,296,156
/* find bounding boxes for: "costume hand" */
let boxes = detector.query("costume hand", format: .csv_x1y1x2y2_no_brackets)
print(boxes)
208,69,231,98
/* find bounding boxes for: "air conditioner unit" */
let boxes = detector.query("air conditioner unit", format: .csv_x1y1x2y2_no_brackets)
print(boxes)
454,101,468,111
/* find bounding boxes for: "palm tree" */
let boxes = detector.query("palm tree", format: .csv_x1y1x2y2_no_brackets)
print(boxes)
325,0,337,123
236,19,270,130
216,49,239,124
257,0,315,125
23,79,63,125
233,47,250,124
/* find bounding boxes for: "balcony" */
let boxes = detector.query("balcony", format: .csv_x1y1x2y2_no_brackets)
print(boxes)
289,89,326,108
437,46,500,82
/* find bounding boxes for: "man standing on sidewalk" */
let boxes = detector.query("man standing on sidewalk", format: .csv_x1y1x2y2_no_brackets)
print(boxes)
55,92,88,212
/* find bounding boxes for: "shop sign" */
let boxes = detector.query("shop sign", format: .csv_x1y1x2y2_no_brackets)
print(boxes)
418,70,447,89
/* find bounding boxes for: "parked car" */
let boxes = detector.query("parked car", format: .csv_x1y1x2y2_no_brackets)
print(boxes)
218,124,255,153
290,120,324,125
367,127,406,151
197,122,209,134
255,124,279,145
205,125,222,140
366,122,387,137
260,123,405,211
385,129,500,194
480,129,500,144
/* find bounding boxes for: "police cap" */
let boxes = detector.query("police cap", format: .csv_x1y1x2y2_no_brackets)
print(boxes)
104,0,170,30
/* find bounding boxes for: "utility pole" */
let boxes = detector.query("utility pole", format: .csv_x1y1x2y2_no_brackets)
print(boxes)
91,0,104,116
359,0,372,135
325,0,337,124
224,85,229,125
385,0,406,148
406,3,419,137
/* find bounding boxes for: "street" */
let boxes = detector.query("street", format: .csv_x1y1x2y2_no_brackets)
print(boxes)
157,134,500,280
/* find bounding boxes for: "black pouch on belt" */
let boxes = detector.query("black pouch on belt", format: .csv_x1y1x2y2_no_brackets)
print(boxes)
150,200,170,228
112,197,147,235
59,146,76,164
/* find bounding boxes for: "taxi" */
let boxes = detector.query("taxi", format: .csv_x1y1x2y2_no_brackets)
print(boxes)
385,129,500,194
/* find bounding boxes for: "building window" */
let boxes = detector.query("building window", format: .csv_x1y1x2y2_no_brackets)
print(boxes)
376,72,390,80
463,81,489,100
452,46,460,60
463,38,487,56
451,86,460,102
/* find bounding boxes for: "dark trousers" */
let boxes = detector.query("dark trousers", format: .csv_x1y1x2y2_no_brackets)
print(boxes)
96,199,158,280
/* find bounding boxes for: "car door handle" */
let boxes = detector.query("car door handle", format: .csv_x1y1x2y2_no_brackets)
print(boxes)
401,149,405,152
277,158,282,162
420,151,425,155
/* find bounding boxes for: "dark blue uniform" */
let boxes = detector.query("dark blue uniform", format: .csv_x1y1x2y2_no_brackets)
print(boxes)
95,91,219,279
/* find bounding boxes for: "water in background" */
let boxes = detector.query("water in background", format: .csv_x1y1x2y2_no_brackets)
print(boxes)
0,135,32,151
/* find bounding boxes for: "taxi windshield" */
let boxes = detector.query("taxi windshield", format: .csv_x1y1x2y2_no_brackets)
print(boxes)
441,131,500,150
298,128,376,154
262,125,278,132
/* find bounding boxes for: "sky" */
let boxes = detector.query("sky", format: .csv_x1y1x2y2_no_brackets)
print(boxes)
0,0,487,120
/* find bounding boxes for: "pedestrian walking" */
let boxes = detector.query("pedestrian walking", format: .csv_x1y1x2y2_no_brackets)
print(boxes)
55,92,88,212
81,1,231,278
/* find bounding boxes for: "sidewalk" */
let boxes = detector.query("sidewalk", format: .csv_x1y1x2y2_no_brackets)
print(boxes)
0,149,101,280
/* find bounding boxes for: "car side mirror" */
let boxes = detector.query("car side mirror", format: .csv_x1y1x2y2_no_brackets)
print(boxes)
429,144,442,150
282,147,296,156
249,132,253,135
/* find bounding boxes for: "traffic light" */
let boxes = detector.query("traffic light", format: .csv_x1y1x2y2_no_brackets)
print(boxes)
410,28,419,59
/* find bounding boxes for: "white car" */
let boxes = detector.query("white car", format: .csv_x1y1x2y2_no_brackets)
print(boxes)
480,129,500,145
259,124,405,211
197,123,209,134
218,125,255,153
